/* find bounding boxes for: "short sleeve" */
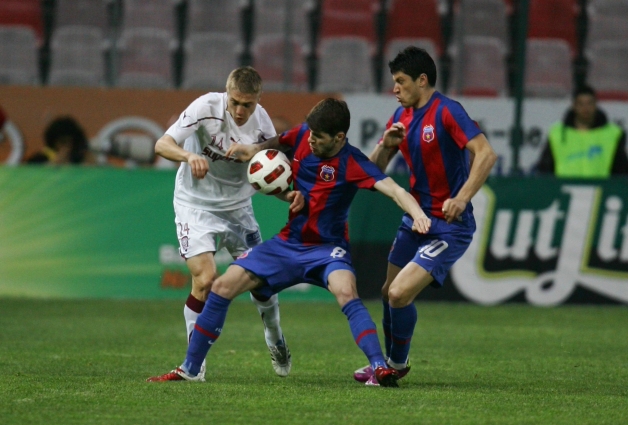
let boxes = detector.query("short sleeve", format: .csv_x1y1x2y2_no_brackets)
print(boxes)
346,149,388,189
441,102,482,149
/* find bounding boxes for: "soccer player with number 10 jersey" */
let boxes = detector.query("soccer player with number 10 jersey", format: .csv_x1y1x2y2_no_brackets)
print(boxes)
353,46,497,383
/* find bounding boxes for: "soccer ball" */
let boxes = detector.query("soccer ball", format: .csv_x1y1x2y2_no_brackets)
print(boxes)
247,149,293,195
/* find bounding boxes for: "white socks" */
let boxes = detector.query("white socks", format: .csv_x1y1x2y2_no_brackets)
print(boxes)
250,293,283,346
183,304,200,343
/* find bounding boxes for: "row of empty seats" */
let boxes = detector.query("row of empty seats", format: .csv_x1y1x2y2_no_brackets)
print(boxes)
1,0,628,98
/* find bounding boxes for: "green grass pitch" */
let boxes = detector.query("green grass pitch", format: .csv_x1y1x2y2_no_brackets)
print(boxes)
0,298,626,425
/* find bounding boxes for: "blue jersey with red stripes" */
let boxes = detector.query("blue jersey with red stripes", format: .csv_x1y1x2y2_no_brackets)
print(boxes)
383,91,482,221
277,123,387,250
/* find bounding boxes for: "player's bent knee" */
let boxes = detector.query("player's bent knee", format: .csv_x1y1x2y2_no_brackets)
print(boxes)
192,272,217,291
387,286,412,308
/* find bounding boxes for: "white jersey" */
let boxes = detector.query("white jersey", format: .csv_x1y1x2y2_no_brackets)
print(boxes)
166,92,276,211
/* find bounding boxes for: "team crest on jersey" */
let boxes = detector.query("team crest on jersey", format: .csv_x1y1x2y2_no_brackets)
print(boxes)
320,165,335,182
422,125,435,143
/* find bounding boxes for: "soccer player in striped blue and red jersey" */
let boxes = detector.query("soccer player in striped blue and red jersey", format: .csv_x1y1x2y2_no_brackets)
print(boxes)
353,46,497,383
147,98,432,387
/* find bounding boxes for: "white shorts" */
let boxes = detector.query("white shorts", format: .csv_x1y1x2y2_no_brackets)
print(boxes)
173,202,262,259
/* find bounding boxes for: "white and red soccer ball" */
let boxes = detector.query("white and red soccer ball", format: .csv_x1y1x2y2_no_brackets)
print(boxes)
247,149,293,195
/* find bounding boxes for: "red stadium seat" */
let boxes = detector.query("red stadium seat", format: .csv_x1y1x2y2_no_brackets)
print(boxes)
385,0,444,56
0,0,44,46
527,0,579,57
319,0,379,46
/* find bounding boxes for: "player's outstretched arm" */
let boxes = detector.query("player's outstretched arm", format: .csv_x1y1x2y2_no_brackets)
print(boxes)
225,135,281,162
274,190,305,213
374,177,431,234
442,134,497,224
155,134,208,179
368,122,406,172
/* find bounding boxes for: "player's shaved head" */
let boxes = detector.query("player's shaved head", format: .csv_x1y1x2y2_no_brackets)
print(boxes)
226,66,263,95
306,98,350,137
389,46,437,87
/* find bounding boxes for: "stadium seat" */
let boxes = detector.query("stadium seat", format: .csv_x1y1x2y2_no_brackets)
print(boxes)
186,0,245,38
116,29,174,89
587,41,628,100
0,0,44,46
53,0,110,34
448,36,507,97
527,0,579,57
252,35,308,92
121,0,178,42
48,27,106,87
385,0,444,56
524,38,572,98
382,38,442,93
253,0,310,43
315,37,375,93
450,0,510,57
181,33,241,90
319,0,379,46
0,26,40,85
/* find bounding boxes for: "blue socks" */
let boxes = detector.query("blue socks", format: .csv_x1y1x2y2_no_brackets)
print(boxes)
342,298,387,370
181,292,231,376
381,298,392,359
389,303,417,366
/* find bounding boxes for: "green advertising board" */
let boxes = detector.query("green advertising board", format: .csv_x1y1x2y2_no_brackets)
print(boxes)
2,168,626,304
0,167,334,301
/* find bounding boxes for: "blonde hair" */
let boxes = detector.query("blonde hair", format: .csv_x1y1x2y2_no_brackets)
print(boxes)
226,66,262,95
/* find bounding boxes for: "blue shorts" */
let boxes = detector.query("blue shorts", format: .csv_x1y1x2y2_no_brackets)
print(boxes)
388,214,475,287
233,236,355,298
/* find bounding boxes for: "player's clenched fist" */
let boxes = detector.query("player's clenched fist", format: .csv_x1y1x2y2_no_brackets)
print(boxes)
187,153,208,179
382,122,406,149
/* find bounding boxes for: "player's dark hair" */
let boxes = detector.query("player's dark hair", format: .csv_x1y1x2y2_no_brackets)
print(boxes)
306,98,350,137
573,84,596,99
226,66,262,94
389,46,437,87
44,116,88,163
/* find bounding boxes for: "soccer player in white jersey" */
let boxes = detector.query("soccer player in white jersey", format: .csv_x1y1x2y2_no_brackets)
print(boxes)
154,67,303,380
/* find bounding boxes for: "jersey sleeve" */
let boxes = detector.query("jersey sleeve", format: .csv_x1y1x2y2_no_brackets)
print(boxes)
346,148,388,189
257,106,277,142
278,123,307,148
441,101,483,149
165,96,207,146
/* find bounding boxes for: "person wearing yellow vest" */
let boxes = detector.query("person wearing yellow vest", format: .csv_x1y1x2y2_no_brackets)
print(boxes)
536,85,628,178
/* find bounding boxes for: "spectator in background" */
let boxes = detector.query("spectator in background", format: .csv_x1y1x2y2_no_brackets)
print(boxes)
535,85,628,177
27,116,91,165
